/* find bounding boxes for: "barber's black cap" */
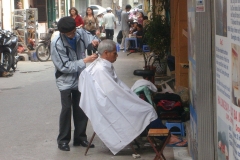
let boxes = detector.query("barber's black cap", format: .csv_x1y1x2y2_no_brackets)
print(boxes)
57,17,76,33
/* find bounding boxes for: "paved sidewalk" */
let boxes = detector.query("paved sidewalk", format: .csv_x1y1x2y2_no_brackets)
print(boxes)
0,51,175,160
0,34,191,160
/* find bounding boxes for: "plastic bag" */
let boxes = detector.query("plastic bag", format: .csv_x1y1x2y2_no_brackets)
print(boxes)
175,86,189,103
158,82,174,93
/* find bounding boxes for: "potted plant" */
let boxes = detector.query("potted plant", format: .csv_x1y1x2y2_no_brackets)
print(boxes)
143,1,170,75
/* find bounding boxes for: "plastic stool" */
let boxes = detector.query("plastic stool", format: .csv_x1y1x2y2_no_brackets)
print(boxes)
165,122,185,136
142,45,150,52
116,43,120,52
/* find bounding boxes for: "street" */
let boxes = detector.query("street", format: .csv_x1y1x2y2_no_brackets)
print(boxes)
0,53,176,160
0,25,190,160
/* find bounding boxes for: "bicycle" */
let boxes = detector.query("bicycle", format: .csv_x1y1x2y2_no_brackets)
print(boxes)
35,28,55,62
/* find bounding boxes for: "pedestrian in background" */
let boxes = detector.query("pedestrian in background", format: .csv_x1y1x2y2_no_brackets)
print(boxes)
97,10,105,33
69,7,84,28
83,7,100,55
16,1,23,9
102,7,116,40
137,12,144,25
115,6,122,25
120,4,133,50
51,16,99,152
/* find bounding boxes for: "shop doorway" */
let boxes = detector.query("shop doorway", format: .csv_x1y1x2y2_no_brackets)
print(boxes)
47,0,56,28
75,0,88,17
0,0,2,29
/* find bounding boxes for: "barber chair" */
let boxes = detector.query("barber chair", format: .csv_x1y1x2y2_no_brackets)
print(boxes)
147,129,171,160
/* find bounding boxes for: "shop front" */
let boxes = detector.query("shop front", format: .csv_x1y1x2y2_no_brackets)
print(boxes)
0,0,2,29
1,0,86,31
187,0,240,159
187,0,214,159
162,0,219,159
214,0,240,159
1,0,88,50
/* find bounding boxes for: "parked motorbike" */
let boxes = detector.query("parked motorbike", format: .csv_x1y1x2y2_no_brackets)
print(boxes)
36,22,57,62
0,29,19,72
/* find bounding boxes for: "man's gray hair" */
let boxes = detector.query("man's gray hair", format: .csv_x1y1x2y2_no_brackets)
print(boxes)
98,39,116,55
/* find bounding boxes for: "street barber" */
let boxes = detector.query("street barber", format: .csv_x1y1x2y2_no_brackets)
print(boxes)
78,39,187,155
51,16,99,151
78,39,157,154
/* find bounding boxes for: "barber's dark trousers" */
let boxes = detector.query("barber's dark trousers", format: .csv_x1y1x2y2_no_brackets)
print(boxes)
105,29,114,40
57,89,88,144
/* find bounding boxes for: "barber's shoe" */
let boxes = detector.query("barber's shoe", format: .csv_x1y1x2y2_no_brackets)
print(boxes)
58,143,70,151
73,140,95,148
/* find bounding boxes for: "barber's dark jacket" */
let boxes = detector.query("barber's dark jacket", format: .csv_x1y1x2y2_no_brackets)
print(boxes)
51,28,98,91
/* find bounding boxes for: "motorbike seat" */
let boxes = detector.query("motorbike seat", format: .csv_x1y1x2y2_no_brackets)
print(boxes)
133,69,154,77
11,36,18,44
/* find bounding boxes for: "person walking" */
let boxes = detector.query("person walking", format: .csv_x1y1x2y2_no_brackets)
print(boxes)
115,6,122,25
120,4,133,50
69,7,84,28
102,7,116,40
96,10,104,33
51,16,99,151
83,7,100,55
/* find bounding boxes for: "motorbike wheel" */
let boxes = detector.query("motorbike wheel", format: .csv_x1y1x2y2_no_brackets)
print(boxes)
36,43,50,62
1,51,13,72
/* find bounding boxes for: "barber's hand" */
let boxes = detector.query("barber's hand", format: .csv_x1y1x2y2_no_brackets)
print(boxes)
92,40,99,47
96,30,100,36
83,53,98,63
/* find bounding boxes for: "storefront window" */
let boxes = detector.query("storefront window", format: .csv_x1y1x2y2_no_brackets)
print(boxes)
55,0,59,20
70,0,74,8
0,3,1,29
60,0,65,17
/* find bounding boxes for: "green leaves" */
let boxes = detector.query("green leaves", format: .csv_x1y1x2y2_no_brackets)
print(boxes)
143,12,170,59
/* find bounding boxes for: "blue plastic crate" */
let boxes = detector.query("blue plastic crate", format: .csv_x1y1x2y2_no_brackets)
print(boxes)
142,45,150,52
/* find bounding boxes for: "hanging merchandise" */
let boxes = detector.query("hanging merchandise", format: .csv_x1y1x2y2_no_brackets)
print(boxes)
12,8,38,52
26,8,38,50
13,9,26,49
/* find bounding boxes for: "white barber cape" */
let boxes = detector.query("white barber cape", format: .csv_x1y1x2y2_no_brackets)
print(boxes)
78,58,158,155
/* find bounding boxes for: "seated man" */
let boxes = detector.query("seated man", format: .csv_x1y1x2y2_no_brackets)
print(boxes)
78,39,187,155
135,24,144,50
143,16,150,29
128,22,138,49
